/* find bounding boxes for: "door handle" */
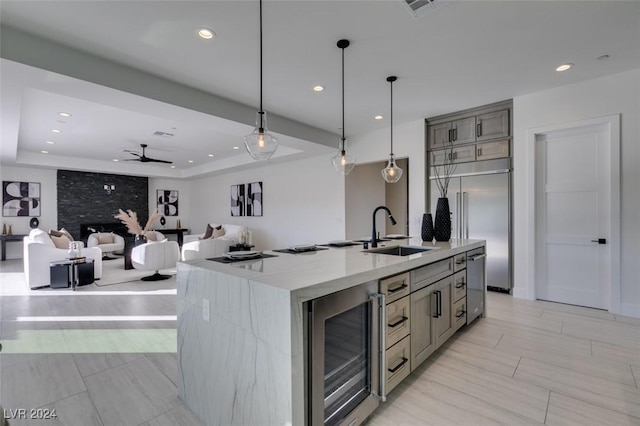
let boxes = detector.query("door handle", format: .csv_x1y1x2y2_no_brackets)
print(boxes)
476,122,482,137
469,253,487,261
591,238,607,244
372,293,387,402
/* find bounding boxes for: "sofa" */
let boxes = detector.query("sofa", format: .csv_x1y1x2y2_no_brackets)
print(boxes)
23,229,103,289
181,223,248,261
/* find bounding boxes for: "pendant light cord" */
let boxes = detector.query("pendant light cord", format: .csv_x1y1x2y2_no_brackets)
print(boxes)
341,44,346,153
390,78,393,156
259,0,264,130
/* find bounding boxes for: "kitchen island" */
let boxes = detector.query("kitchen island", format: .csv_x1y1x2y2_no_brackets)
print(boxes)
176,238,485,426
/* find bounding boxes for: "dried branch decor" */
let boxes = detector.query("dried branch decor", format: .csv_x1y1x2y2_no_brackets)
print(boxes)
114,209,160,235
433,142,457,198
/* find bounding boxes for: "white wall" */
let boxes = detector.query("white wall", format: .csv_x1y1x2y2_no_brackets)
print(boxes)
513,68,640,317
0,165,58,259
349,120,426,238
186,155,345,250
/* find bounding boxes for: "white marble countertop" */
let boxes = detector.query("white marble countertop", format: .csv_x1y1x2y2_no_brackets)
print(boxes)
179,237,485,302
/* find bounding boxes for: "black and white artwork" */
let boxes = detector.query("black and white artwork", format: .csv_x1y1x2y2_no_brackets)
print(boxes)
2,181,40,217
157,190,179,216
230,184,245,216
246,181,263,217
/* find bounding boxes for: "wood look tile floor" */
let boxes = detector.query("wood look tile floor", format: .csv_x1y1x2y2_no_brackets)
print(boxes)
2,259,639,425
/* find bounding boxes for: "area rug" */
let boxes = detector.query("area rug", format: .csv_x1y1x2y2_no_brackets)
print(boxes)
94,257,176,287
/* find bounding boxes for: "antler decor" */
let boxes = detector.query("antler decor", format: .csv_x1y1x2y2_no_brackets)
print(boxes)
114,209,160,235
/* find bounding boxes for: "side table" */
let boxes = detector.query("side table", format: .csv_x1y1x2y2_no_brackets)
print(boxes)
1,234,27,261
228,244,255,252
50,258,95,290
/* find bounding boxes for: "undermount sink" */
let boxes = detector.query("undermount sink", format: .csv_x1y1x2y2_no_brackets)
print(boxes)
365,245,437,256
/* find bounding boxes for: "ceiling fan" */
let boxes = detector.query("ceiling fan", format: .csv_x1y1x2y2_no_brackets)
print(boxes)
123,144,172,164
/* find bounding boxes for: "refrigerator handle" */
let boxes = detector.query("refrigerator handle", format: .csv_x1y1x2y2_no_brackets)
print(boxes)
463,192,469,239
456,192,461,239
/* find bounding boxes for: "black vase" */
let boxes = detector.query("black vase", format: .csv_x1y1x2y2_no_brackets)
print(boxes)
134,234,147,246
434,197,451,241
421,213,434,242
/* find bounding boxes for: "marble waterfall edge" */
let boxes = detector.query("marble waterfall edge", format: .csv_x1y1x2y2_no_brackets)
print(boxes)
177,264,294,425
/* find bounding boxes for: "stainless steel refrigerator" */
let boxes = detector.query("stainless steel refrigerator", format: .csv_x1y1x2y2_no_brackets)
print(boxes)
430,158,512,292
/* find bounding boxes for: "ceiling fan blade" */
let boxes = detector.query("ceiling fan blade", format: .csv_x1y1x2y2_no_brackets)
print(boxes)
147,158,173,164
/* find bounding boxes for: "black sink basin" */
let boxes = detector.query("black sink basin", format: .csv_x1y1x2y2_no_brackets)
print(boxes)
365,246,436,256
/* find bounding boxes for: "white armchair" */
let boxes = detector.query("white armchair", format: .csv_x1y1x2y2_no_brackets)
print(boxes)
131,240,179,281
181,223,248,261
87,232,125,259
23,229,103,289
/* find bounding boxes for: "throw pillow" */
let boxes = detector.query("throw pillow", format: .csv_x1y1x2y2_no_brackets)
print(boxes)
50,234,71,249
97,233,114,244
201,224,214,240
212,226,225,239
59,228,74,241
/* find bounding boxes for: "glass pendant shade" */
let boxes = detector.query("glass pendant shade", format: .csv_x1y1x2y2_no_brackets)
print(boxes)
382,155,403,183
332,146,356,175
244,111,278,161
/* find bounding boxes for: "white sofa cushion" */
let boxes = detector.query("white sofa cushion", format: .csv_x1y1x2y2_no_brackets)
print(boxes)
30,228,55,247
181,223,248,261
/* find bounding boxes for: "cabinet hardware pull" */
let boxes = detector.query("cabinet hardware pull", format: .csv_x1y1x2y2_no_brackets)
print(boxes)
591,238,607,244
453,127,457,141
448,152,452,161
476,122,482,137
388,357,408,373
455,282,465,289
448,129,453,142
436,290,442,318
477,147,482,157
455,258,466,265
372,293,387,402
387,283,408,294
456,310,466,318
388,316,408,328
469,253,486,261
432,292,439,318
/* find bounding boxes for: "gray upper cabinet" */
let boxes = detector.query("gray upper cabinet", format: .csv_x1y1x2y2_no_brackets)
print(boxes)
476,109,509,141
450,116,476,145
428,122,452,150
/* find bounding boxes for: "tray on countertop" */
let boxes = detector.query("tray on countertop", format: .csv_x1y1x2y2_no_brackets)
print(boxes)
208,253,278,263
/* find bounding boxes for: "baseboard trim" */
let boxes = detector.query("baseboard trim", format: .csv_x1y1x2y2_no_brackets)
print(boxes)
512,287,532,300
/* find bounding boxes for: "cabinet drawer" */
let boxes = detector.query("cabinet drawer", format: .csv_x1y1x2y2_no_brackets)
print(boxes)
453,297,467,331
431,145,476,166
411,257,453,292
386,296,410,348
453,253,467,272
477,139,509,161
380,272,411,304
453,270,466,302
385,335,411,394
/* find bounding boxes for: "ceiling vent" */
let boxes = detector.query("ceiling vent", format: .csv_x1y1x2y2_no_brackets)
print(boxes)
403,0,451,17
153,131,174,138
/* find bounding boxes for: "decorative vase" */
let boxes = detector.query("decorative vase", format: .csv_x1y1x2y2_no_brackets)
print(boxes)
176,219,181,229
134,234,147,246
1,224,6,235
434,197,451,241
7,225,12,236
421,213,434,242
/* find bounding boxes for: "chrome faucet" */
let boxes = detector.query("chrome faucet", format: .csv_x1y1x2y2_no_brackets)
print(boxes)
371,206,397,248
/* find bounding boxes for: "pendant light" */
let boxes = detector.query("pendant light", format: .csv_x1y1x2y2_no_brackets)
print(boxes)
244,0,278,161
331,39,356,175
381,76,403,183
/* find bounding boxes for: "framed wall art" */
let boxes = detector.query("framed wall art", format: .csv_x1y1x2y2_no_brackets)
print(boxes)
230,184,245,217
246,181,263,217
2,181,41,217
157,190,179,216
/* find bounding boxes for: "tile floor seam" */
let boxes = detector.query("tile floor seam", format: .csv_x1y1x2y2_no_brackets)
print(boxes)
492,333,504,350
511,356,522,379
78,354,146,380
83,387,107,426
550,388,640,422
543,390,551,424
631,364,639,389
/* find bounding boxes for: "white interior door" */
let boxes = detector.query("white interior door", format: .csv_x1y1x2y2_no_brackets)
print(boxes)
535,124,611,309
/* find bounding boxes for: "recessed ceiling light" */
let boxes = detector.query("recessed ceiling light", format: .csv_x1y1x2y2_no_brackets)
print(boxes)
58,112,71,117
197,28,216,40
233,146,240,150
170,165,176,169
41,150,48,154
374,115,384,120
208,154,214,157
46,141,54,145
112,159,119,162
555,63,573,72
313,85,324,92
51,129,62,133
188,160,194,163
